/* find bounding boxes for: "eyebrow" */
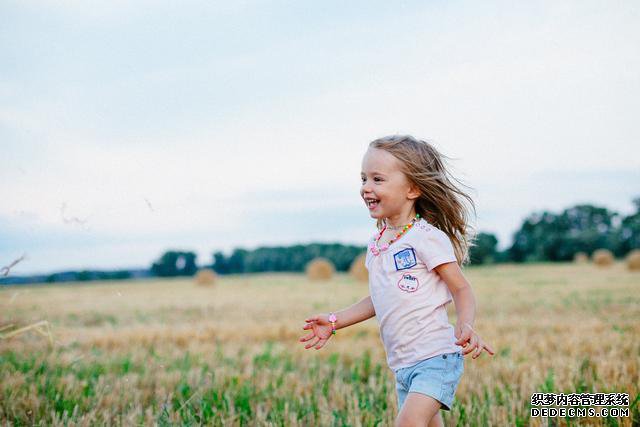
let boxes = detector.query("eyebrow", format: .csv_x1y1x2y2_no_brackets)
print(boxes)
361,171,387,176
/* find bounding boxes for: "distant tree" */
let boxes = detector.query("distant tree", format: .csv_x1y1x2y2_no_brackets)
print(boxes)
509,204,619,262
493,249,512,263
509,211,558,262
615,196,640,256
151,251,197,277
111,270,132,280
557,205,620,259
76,270,92,281
227,248,249,274
212,251,230,274
210,243,366,274
469,232,498,264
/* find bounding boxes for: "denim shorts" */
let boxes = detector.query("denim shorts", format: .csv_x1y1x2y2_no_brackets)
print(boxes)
394,351,464,411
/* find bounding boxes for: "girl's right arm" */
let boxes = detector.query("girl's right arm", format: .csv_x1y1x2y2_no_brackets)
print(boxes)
299,295,376,350
332,294,376,329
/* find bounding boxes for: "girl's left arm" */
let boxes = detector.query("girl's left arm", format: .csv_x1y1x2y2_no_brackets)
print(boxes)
435,262,495,359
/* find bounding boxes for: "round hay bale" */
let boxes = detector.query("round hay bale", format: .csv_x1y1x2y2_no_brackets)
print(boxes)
573,252,589,264
592,249,614,267
349,253,368,283
626,249,640,271
194,268,217,286
306,258,335,281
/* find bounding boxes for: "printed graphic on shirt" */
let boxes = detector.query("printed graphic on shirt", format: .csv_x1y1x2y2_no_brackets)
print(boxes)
397,273,420,293
393,248,417,270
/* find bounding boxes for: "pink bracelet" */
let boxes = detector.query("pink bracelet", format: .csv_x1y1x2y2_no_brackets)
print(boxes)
329,312,337,335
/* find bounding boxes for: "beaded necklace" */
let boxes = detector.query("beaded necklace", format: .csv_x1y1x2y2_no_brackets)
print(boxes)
369,213,421,256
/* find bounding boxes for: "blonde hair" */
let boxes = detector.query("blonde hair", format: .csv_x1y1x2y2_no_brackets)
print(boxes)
369,135,477,266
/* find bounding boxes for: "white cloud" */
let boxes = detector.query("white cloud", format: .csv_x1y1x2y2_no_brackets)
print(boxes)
2,0,639,272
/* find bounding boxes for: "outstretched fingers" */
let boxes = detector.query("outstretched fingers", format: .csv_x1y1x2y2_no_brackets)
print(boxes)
472,340,483,358
483,341,496,356
299,331,315,343
470,338,496,359
304,336,321,349
299,315,334,351
313,337,327,350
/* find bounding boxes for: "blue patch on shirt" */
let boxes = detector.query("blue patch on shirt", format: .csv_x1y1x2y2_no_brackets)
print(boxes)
393,248,417,270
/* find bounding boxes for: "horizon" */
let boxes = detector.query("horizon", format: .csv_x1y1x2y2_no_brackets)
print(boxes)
3,194,636,277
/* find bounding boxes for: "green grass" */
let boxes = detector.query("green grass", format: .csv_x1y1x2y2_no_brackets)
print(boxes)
0,344,397,425
2,264,638,425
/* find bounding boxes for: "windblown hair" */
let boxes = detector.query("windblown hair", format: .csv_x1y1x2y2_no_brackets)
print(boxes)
369,135,477,266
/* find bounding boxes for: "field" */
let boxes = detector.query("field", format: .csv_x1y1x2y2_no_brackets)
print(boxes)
1,262,639,426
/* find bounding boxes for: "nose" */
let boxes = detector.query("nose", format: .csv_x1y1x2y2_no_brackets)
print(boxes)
361,181,373,196
361,187,372,199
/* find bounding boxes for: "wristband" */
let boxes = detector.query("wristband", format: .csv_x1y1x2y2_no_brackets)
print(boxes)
328,312,337,335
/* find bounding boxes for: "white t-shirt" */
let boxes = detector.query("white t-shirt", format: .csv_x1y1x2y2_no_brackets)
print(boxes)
365,218,462,372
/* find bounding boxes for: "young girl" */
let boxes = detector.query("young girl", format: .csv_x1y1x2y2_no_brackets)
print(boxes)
299,135,495,427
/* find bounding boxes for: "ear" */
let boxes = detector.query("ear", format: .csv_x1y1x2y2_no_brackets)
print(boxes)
407,182,420,200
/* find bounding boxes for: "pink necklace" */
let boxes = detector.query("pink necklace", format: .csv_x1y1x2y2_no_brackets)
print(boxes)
369,213,421,256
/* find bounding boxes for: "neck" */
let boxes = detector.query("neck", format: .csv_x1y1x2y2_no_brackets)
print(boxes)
384,210,419,229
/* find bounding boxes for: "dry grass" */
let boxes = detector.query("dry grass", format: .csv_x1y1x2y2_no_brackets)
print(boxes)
626,249,640,272
1,263,639,426
573,252,589,264
348,253,368,283
305,258,335,281
592,249,615,267
0,320,54,347
194,269,217,286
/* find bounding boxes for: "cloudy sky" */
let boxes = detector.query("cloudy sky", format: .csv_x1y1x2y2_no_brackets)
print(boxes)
1,1,638,275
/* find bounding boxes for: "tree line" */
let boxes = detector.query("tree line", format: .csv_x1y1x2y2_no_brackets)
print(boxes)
154,243,365,277
2,198,638,284
151,198,640,276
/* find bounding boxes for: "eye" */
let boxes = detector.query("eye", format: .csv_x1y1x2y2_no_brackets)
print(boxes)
361,176,382,183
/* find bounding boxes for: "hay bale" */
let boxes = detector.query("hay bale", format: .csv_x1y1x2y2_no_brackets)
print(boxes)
349,253,368,283
306,258,335,281
592,249,614,267
573,252,589,264
626,249,640,271
194,268,217,286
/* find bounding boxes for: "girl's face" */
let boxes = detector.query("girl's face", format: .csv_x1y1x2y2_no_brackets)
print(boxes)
360,147,419,221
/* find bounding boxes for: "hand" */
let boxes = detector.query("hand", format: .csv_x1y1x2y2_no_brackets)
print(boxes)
299,313,334,350
455,322,495,359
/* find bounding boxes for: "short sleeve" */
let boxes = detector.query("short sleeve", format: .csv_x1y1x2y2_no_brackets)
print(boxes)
415,227,457,272
365,248,372,271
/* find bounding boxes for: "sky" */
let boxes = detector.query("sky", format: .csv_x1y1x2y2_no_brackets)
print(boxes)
1,0,639,275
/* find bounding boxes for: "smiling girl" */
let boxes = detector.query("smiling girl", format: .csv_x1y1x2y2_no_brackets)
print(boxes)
299,135,495,427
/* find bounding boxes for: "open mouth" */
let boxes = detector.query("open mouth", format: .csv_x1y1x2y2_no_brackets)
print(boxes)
365,198,380,209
